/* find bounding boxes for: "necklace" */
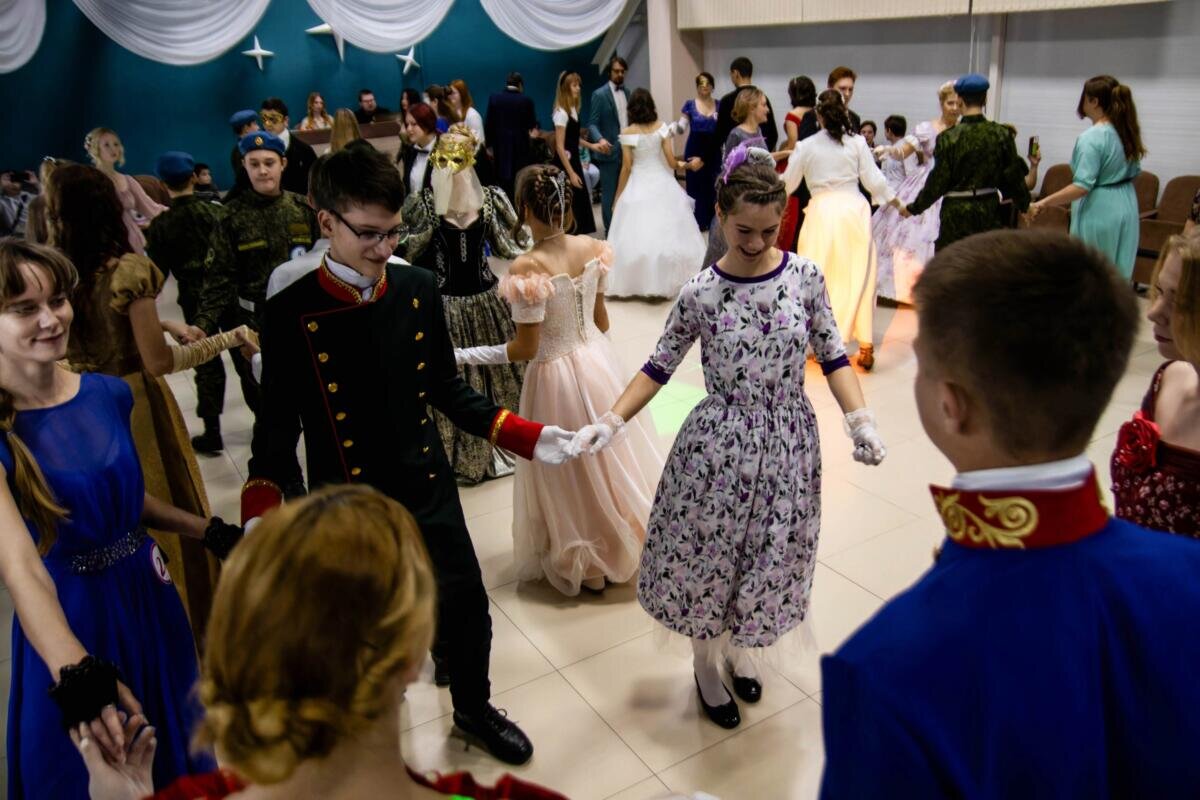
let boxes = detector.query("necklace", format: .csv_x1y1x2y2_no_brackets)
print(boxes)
535,231,565,246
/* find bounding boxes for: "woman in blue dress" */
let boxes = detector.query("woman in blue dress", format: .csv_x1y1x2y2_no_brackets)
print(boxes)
0,240,239,797
674,72,721,231
1029,75,1146,278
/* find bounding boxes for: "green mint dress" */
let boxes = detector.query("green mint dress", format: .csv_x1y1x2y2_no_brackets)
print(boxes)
1069,122,1140,278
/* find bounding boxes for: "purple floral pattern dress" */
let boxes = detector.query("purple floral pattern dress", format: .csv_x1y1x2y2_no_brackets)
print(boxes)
636,252,850,648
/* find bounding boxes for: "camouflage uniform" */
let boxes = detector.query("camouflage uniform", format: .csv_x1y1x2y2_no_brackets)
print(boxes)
908,115,1031,250
196,188,317,482
144,194,227,421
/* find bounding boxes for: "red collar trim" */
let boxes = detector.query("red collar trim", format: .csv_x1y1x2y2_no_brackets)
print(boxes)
930,469,1110,550
316,258,388,305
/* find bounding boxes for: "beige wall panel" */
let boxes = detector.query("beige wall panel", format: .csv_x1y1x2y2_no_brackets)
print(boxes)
976,0,1164,10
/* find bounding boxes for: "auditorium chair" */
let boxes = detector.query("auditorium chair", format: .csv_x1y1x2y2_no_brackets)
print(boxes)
1027,163,1072,232
1134,174,1200,284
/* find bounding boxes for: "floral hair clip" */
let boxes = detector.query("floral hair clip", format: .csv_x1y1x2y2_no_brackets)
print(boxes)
719,138,770,184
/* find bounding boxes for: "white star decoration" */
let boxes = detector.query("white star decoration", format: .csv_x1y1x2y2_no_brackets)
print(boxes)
395,46,420,75
242,35,273,71
306,23,345,62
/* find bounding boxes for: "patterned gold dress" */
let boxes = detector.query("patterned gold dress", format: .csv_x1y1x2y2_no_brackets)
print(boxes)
67,254,217,644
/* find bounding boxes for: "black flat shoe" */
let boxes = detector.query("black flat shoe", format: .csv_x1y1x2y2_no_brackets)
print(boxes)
452,705,534,765
730,673,762,704
190,430,224,456
431,653,451,688
694,675,740,729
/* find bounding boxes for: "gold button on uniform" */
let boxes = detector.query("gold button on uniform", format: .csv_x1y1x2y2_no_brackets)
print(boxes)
415,331,424,341
327,383,338,393
307,321,318,332
418,391,426,399
318,352,329,363
335,412,346,421
342,439,354,448
412,298,419,309
421,417,428,425
417,362,426,371
350,467,362,476
422,446,430,454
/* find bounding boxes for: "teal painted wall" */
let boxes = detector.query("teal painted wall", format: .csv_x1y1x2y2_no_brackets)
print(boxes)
0,0,607,188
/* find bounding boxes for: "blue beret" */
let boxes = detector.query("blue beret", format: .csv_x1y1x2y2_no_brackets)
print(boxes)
954,73,990,95
155,151,195,183
238,131,286,158
229,109,259,131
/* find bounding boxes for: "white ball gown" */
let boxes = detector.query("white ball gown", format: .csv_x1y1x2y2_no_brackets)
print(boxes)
606,124,707,298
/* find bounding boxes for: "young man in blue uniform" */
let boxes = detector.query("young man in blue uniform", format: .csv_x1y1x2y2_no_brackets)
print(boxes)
821,229,1200,797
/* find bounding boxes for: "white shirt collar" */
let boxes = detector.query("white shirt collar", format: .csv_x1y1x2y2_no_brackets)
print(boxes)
609,81,622,94
278,128,290,149
324,253,381,300
952,455,1093,492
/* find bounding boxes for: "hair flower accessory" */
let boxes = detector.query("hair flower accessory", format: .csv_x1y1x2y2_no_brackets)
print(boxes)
719,138,771,184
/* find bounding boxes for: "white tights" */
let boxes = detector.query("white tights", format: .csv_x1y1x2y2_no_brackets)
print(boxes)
691,638,759,706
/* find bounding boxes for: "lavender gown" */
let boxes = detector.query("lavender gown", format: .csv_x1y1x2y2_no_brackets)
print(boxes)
871,120,945,304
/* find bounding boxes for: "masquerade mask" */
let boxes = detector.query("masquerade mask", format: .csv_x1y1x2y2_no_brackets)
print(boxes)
260,110,285,126
697,78,712,89
431,131,477,174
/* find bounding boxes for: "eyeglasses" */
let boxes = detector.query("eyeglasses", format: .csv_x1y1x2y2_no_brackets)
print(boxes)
331,209,403,245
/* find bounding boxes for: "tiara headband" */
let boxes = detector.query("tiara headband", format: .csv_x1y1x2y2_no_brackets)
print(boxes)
719,139,771,184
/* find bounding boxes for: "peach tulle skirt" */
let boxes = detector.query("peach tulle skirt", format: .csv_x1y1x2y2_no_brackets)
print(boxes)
512,337,663,596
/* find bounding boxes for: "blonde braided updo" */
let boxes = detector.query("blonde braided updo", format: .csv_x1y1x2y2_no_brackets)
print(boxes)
196,485,436,784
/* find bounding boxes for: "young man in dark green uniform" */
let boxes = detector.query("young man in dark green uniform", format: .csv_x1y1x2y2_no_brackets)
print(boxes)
144,150,229,454
907,73,1031,249
196,131,317,484
224,109,258,203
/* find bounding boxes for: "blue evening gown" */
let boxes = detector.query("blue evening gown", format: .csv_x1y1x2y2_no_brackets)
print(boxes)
5,373,213,798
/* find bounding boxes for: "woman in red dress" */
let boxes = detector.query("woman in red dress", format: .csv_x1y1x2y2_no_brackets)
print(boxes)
70,485,566,800
1112,233,1200,538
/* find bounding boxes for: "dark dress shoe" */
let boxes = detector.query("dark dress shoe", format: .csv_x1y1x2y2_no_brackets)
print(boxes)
694,675,740,729
730,673,762,704
452,705,534,765
190,430,224,455
431,653,451,687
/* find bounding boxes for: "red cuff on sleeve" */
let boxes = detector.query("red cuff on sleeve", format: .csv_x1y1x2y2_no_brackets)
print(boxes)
240,479,283,525
490,409,544,461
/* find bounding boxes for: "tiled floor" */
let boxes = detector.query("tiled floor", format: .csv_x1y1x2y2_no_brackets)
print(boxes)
0,273,1160,798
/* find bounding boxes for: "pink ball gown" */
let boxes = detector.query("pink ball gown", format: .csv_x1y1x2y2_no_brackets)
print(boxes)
498,242,663,596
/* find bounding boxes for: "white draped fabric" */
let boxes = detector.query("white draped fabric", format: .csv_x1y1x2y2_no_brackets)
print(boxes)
0,0,46,74
479,0,628,51
306,0,454,52
71,0,271,66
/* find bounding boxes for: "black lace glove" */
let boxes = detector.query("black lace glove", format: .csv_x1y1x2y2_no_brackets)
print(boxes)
202,516,244,560
48,655,120,730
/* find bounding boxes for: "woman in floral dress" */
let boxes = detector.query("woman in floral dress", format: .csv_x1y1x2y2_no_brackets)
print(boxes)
575,145,887,729
1112,233,1200,537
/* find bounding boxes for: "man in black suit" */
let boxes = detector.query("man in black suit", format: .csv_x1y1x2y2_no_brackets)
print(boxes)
484,72,538,199
827,65,863,134
355,88,392,125
260,97,317,196
715,57,778,151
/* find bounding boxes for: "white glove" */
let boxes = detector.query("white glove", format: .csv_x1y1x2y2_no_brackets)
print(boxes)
873,144,900,160
454,344,510,367
532,425,578,465
844,409,886,466
570,411,625,456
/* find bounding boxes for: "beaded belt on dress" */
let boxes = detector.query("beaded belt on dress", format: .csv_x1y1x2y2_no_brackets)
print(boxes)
68,528,148,574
